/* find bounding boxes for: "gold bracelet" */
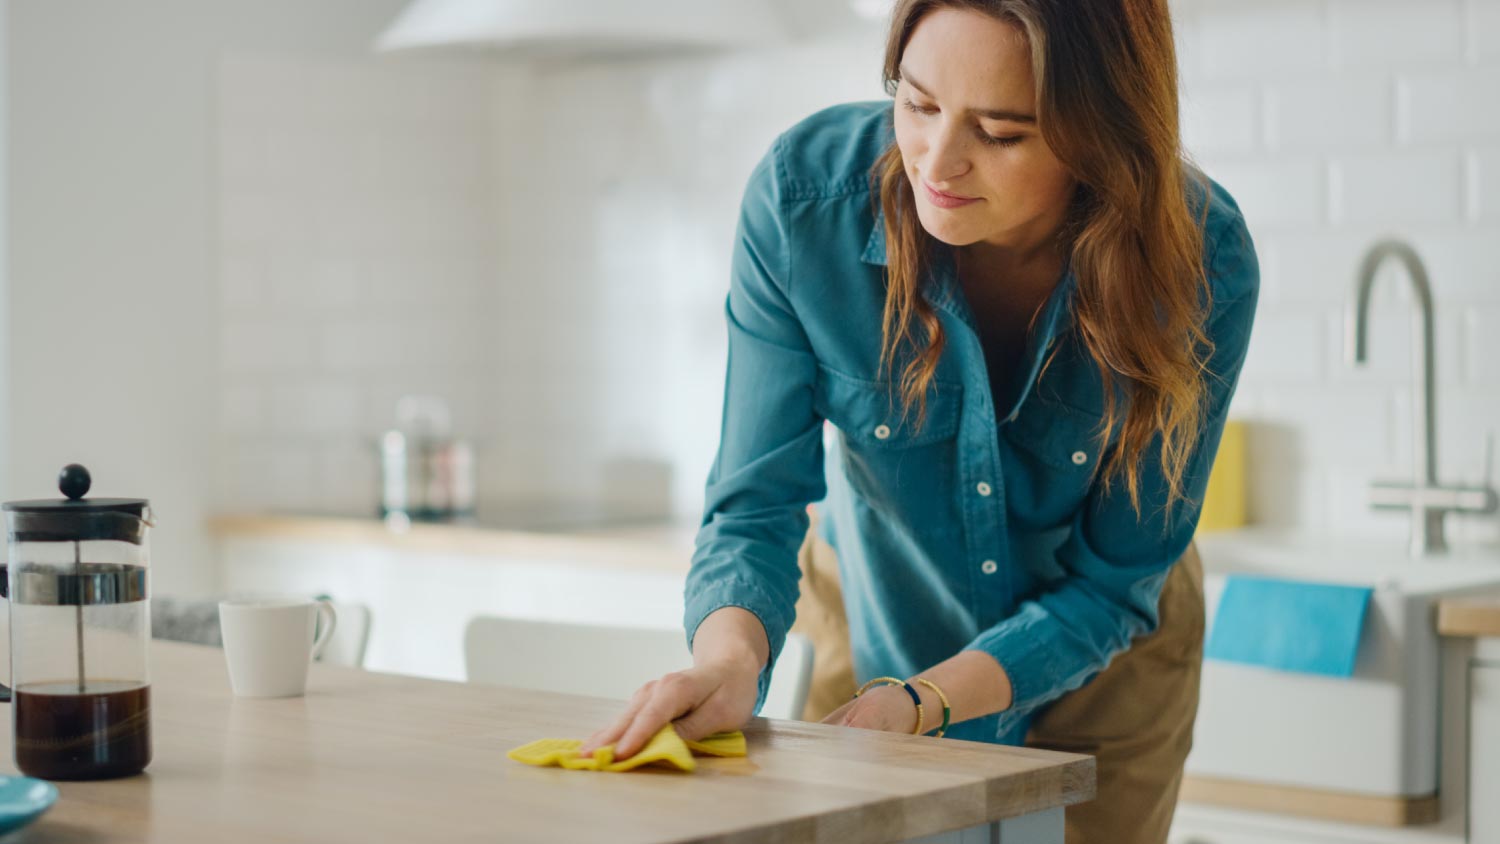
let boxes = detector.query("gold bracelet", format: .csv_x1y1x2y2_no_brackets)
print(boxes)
852,676,924,736
912,678,951,738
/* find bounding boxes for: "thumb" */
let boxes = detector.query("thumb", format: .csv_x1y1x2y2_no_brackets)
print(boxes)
671,708,718,743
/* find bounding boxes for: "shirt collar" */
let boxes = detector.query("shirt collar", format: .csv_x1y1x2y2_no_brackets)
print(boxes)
861,202,1081,419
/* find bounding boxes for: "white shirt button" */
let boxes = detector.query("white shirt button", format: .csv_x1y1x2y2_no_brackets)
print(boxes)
874,424,892,440
976,482,992,497
980,559,998,575
1071,451,1088,465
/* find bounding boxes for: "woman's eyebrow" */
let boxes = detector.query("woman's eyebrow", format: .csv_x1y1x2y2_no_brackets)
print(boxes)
899,65,1037,123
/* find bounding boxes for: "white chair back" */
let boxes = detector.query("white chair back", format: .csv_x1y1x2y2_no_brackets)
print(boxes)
462,616,814,721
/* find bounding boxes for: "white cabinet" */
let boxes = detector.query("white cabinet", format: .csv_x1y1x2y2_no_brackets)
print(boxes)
217,529,688,683
1473,662,1500,843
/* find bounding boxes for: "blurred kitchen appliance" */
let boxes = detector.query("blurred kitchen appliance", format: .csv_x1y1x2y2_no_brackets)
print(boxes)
379,396,476,523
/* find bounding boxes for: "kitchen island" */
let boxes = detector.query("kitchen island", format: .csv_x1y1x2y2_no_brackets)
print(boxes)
0,640,1094,843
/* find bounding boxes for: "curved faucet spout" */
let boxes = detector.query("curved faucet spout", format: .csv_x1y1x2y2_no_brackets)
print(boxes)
1346,239,1436,370
1345,238,1443,554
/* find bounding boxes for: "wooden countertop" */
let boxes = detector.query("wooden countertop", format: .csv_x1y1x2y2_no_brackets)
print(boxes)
0,641,1094,843
1437,590,1500,638
210,512,699,574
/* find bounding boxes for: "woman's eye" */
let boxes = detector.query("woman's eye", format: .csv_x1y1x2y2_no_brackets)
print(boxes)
901,97,937,115
981,133,1024,147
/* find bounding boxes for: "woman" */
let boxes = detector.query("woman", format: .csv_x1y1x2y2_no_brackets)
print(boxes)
581,1,1256,840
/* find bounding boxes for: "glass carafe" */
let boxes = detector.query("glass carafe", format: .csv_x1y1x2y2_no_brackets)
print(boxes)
4,464,153,780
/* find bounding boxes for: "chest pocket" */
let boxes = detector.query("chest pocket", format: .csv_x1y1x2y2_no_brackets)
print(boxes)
815,365,962,447
815,364,963,521
1002,394,1110,527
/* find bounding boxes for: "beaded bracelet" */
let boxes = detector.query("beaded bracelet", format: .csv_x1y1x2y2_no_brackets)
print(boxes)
912,678,951,739
852,676,924,735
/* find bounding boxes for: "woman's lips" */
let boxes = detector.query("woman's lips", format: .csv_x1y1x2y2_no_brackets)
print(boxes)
921,180,980,209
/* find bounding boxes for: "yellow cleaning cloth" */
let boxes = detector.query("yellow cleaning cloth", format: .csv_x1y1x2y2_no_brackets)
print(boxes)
507,724,746,773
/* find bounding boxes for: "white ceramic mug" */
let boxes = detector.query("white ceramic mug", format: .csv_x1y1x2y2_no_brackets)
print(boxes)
218,597,337,698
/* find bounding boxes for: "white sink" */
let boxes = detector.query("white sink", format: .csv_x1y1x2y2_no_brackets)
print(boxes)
1187,528,1500,797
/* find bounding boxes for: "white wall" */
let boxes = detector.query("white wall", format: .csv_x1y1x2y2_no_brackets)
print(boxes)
0,1,9,499
4,0,411,595
214,52,496,518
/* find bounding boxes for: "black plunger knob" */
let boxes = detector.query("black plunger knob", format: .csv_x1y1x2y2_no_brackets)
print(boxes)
59,464,92,500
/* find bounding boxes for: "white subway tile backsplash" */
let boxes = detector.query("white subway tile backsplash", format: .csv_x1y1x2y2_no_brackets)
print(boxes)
1264,77,1393,151
1181,86,1259,156
1324,308,1466,387
1238,309,1326,383
220,384,266,436
1474,146,1500,223
1398,69,1500,144
316,442,380,517
1466,308,1500,384
1247,462,1329,532
219,250,266,311
1397,230,1500,302
272,381,362,436
267,253,360,310
220,192,315,247
1258,387,1393,466
1325,468,1416,540
1389,389,1500,482
217,53,495,516
269,446,321,513
1196,2,1327,81
1328,0,1466,70
1330,150,1464,225
1202,158,1326,228
221,320,315,374
319,322,371,373
1472,0,1500,63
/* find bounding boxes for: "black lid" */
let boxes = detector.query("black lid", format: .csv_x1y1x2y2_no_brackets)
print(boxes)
3,465,152,543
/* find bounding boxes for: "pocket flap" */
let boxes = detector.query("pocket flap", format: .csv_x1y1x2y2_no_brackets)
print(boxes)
816,365,962,448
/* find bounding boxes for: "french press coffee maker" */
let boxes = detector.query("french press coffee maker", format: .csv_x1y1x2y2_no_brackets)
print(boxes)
3,464,153,780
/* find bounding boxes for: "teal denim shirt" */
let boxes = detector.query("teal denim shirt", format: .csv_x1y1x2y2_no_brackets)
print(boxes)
683,101,1259,744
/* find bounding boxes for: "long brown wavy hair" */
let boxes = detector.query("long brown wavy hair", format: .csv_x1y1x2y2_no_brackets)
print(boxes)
875,0,1212,518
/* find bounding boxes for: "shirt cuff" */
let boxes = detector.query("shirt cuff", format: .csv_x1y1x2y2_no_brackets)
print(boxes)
683,573,793,716
962,601,1112,739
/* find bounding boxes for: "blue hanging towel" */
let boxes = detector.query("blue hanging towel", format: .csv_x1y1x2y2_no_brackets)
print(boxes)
1205,575,1374,677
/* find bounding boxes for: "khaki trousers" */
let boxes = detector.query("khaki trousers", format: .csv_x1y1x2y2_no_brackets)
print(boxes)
790,508,1204,844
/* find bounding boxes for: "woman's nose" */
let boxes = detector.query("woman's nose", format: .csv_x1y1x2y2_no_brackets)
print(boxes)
923,123,972,185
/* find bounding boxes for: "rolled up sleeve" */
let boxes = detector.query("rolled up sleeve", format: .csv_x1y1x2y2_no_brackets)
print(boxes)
683,138,826,716
966,211,1260,736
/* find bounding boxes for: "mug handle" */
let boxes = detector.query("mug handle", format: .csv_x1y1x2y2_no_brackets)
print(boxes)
311,600,339,660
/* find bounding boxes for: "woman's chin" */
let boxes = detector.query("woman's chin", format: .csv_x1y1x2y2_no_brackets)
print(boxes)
916,214,984,248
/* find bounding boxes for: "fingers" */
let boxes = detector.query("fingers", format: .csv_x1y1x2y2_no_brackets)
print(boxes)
579,682,653,755
613,672,699,760
670,687,729,743
819,698,856,726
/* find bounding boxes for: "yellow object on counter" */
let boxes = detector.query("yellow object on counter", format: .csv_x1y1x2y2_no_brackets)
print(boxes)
507,724,746,773
1198,419,1247,533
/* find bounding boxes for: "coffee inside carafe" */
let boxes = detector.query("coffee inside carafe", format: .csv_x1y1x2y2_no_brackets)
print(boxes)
13,680,151,780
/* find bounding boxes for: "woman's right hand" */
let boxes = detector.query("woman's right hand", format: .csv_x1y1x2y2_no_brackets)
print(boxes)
577,655,762,761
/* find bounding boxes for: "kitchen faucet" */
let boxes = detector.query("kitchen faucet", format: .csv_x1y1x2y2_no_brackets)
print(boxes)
1345,238,1498,556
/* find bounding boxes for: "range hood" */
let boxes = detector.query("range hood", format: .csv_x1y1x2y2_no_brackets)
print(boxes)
375,0,785,55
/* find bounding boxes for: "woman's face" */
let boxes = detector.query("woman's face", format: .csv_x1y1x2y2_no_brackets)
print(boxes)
892,8,1075,256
